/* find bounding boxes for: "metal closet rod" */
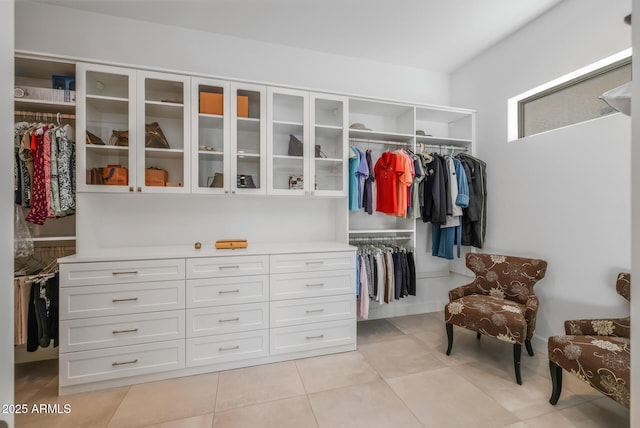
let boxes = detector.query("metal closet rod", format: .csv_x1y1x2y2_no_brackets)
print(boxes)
349,138,410,146
349,235,412,242
419,143,468,152
14,110,76,120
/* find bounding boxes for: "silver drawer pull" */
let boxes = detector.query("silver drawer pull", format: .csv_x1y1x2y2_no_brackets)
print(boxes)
306,309,325,314
305,261,324,265
112,297,139,303
112,328,139,334
305,283,324,287
219,345,240,351
306,334,325,340
218,317,240,323
112,359,138,366
219,265,240,270
218,289,240,294
112,271,139,276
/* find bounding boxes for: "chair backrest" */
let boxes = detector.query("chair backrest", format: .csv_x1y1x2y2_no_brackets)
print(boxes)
465,253,548,304
616,272,631,302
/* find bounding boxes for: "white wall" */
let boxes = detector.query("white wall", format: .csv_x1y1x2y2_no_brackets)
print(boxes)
630,0,639,423
15,1,450,106
451,0,632,340
1,1,15,426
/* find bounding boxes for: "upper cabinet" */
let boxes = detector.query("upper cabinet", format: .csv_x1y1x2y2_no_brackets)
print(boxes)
77,63,191,193
267,88,347,197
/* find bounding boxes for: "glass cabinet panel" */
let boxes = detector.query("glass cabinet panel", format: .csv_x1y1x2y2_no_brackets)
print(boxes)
231,83,266,194
138,72,190,193
78,64,136,192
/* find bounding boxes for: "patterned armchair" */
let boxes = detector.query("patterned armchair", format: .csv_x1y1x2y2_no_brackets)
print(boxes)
548,273,631,408
445,253,548,384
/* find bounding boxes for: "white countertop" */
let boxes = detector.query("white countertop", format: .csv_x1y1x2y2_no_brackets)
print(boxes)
58,241,356,263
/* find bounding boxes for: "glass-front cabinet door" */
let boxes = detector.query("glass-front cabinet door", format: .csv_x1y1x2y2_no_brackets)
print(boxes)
137,71,191,193
77,63,136,192
191,78,230,194
267,87,309,195
230,82,266,195
310,93,348,196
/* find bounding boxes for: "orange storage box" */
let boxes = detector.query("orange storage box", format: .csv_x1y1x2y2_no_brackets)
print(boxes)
237,95,249,118
145,168,168,186
200,92,223,115
102,165,128,186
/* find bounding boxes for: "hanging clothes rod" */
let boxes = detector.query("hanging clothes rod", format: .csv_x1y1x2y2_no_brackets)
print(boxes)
418,143,468,152
349,138,410,147
349,235,412,243
14,110,76,120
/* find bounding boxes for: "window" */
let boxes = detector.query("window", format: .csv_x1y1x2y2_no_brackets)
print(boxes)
508,49,632,140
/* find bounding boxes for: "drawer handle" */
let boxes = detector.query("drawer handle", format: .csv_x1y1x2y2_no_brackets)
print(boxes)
112,328,139,334
112,271,139,276
218,317,240,323
305,261,324,265
306,309,325,314
219,265,240,270
305,283,324,287
112,359,138,366
219,345,240,351
306,334,325,340
218,289,240,294
112,297,139,303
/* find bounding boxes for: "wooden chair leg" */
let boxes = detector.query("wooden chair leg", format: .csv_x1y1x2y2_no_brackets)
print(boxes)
445,323,453,355
525,339,534,356
549,360,563,405
513,343,522,385
477,332,481,340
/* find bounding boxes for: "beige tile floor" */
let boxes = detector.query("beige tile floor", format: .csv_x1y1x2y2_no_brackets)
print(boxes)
14,312,630,428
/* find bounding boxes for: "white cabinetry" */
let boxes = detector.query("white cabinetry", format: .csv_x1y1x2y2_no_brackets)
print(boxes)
77,63,191,193
58,244,356,394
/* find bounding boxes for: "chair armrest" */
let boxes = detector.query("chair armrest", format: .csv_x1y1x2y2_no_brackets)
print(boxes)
448,281,477,301
564,316,630,338
524,295,539,340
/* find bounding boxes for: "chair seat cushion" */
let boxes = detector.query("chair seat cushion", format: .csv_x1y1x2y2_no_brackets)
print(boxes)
548,335,630,408
445,295,527,344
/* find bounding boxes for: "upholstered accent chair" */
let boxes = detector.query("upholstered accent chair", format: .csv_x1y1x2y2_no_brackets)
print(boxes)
445,253,548,384
548,273,631,408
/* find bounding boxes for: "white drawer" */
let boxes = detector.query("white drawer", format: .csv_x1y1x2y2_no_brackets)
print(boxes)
270,319,356,355
60,259,185,287
186,275,269,308
186,303,269,338
270,295,356,328
186,255,269,279
59,340,185,386
60,310,185,353
60,280,185,320
270,252,355,274
186,330,269,367
270,270,355,301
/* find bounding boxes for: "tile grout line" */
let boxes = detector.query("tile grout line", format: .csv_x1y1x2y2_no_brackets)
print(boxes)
102,384,132,428
210,373,220,428
292,359,322,428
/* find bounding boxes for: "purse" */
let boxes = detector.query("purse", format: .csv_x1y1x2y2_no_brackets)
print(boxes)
86,131,105,145
102,165,128,186
237,174,256,189
211,172,224,188
109,130,129,147
288,134,303,157
315,145,327,158
145,122,170,149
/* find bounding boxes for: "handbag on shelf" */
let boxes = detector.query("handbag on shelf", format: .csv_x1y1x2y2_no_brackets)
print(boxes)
109,130,129,147
315,145,327,158
237,174,256,189
211,173,224,188
86,131,105,146
288,134,303,157
102,165,128,186
145,122,170,149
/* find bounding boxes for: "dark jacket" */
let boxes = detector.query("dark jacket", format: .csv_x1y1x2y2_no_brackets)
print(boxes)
457,154,487,248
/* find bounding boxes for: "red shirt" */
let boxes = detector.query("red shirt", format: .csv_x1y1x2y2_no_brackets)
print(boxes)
374,151,403,214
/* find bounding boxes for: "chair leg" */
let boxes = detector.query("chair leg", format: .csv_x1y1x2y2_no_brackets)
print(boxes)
477,332,481,340
525,339,534,356
445,323,453,355
549,360,563,405
513,343,522,385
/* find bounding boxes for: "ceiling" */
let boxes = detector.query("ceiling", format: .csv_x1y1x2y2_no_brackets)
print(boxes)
30,0,564,73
